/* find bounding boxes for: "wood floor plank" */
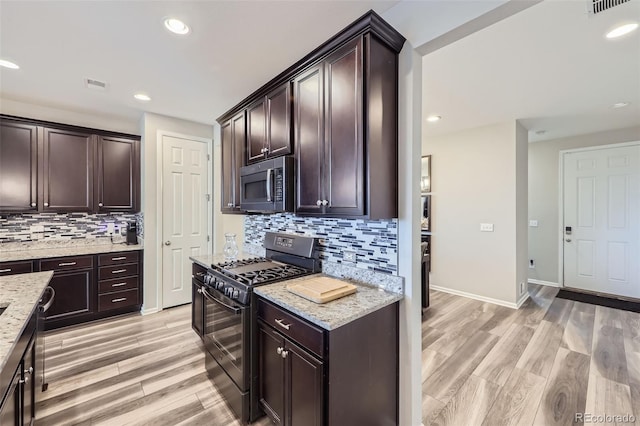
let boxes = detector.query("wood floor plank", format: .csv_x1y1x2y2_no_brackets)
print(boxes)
584,374,635,421
422,326,445,350
532,348,590,426
542,298,574,327
97,394,205,426
473,323,535,386
479,305,519,336
427,312,494,356
622,310,640,354
422,394,446,426
591,324,629,385
481,368,546,426
423,331,499,403
561,301,596,355
594,305,625,329
422,349,449,383
515,320,564,378
429,375,500,426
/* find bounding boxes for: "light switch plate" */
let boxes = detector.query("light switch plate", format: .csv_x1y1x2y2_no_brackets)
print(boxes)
529,220,538,227
480,223,494,232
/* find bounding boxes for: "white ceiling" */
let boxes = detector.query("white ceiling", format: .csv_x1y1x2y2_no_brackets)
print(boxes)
423,0,640,143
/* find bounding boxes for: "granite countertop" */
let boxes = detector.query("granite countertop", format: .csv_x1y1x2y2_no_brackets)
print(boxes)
254,274,403,331
190,252,262,269
0,271,53,372
0,242,144,262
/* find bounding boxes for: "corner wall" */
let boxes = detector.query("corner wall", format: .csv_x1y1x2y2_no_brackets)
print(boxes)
528,125,640,284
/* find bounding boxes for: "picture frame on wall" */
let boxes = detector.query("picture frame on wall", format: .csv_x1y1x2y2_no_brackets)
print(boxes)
421,155,431,193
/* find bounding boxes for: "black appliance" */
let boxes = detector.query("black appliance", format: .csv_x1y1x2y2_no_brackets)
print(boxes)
195,232,319,424
126,221,137,245
239,156,294,213
36,286,55,398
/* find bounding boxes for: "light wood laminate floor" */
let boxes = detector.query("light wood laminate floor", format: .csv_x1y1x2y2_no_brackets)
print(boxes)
423,284,640,426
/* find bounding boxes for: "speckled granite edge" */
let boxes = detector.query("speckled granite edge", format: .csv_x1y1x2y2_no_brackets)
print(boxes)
0,271,54,372
0,241,144,262
321,261,404,294
254,275,403,331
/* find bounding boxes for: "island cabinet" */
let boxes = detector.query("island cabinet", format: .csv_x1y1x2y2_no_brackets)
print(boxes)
257,298,398,426
247,83,293,164
294,34,398,219
221,112,245,213
0,119,38,212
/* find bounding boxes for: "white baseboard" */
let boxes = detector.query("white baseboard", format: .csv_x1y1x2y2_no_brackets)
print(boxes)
141,306,160,316
528,279,560,288
516,292,530,308
430,285,521,309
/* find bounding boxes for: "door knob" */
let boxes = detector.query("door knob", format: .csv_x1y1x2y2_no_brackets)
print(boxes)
565,238,572,242
164,241,171,246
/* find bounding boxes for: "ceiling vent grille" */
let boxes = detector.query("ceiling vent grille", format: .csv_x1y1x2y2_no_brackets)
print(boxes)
84,78,108,91
589,0,630,14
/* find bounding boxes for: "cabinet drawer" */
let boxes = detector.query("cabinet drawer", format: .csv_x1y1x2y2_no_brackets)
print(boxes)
98,251,139,266
98,289,138,312
40,255,93,271
98,276,138,294
192,263,207,284
0,261,34,276
99,263,138,280
258,299,324,358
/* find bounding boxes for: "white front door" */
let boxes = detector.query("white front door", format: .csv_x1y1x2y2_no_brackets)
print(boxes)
563,143,640,298
162,134,209,308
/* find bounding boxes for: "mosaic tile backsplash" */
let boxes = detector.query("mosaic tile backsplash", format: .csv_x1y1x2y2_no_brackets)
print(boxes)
244,214,398,274
0,212,143,243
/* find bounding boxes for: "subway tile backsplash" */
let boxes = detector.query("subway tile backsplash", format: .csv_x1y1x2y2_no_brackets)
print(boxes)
244,214,398,274
0,212,143,243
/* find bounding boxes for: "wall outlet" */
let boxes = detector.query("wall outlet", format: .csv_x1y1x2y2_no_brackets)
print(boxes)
480,223,494,232
520,282,526,294
106,223,115,235
529,259,535,269
529,220,538,227
343,251,357,263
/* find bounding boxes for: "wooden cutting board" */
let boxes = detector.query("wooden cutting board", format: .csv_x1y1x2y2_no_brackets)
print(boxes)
287,276,357,304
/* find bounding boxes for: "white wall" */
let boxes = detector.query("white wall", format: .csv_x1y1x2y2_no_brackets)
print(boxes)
0,97,139,135
424,121,525,307
528,125,640,284
140,112,214,314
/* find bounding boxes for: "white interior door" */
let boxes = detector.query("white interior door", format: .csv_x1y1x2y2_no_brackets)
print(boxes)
563,144,640,298
162,134,209,308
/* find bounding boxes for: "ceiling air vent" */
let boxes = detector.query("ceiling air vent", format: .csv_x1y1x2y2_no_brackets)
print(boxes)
589,0,630,14
84,78,108,91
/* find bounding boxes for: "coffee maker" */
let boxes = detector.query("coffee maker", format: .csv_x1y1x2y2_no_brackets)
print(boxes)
126,221,138,245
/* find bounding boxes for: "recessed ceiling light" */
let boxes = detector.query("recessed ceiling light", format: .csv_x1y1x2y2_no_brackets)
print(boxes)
612,102,630,108
426,115,441,123
134,93,151,102
164,18,190,35
0,59,20,69
606,23,638,39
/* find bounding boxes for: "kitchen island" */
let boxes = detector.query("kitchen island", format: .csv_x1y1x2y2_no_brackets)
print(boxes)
0,271,53,424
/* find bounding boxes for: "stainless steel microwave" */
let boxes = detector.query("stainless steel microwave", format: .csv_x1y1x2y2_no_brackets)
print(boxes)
239,156,294,213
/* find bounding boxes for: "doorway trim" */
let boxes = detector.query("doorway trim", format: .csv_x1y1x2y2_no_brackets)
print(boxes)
155,130,213,311
557,140,640,288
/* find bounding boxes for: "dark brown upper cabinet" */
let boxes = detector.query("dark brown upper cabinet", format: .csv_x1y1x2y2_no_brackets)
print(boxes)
221,111,245,213
0,118,38,212
95,136,140,212
41,127,95,213
247,83,292,164
295,34,397,219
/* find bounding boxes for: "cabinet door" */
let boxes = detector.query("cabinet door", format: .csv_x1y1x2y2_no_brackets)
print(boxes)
0,366,21,426
0,119,38,212
41,127,94,212
324,36,364,216
22,338,35,426
191,281,204,337
96,136,139,212
294,65,324,214
221,119,234,212
258,323,285,425
247,99,266,164
45,269,95,321
286,340,323,426
232,112,245,209
267,84,292,158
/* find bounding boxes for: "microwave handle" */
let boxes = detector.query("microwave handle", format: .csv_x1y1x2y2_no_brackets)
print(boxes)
266,168,273,202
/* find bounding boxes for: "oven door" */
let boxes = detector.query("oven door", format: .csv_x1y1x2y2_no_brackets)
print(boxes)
202,285,250,391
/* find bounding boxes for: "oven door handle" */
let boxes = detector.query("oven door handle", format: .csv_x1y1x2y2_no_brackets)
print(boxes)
201,287,241,315
266,168,273,202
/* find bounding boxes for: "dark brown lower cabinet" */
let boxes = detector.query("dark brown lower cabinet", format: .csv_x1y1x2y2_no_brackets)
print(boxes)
0,368,20,425
258,322,323,426
257,297,398,426
43,266,95,325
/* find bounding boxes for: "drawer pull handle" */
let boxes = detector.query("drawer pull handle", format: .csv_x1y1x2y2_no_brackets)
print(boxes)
112,297,127,303
275,318,291,330
111,257,127,261
58,262,77,266
112,282,127,287
111,269,127,274
0,268,11,273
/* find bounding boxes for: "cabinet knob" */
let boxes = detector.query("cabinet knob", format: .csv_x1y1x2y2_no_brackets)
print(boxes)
197,288,203,294
31,202,36,207
99,202,103,207
227,203,233,207
44,202,49,207
322,200,328,206
276,347,283,355
316,200,322,206
281,350,288,359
